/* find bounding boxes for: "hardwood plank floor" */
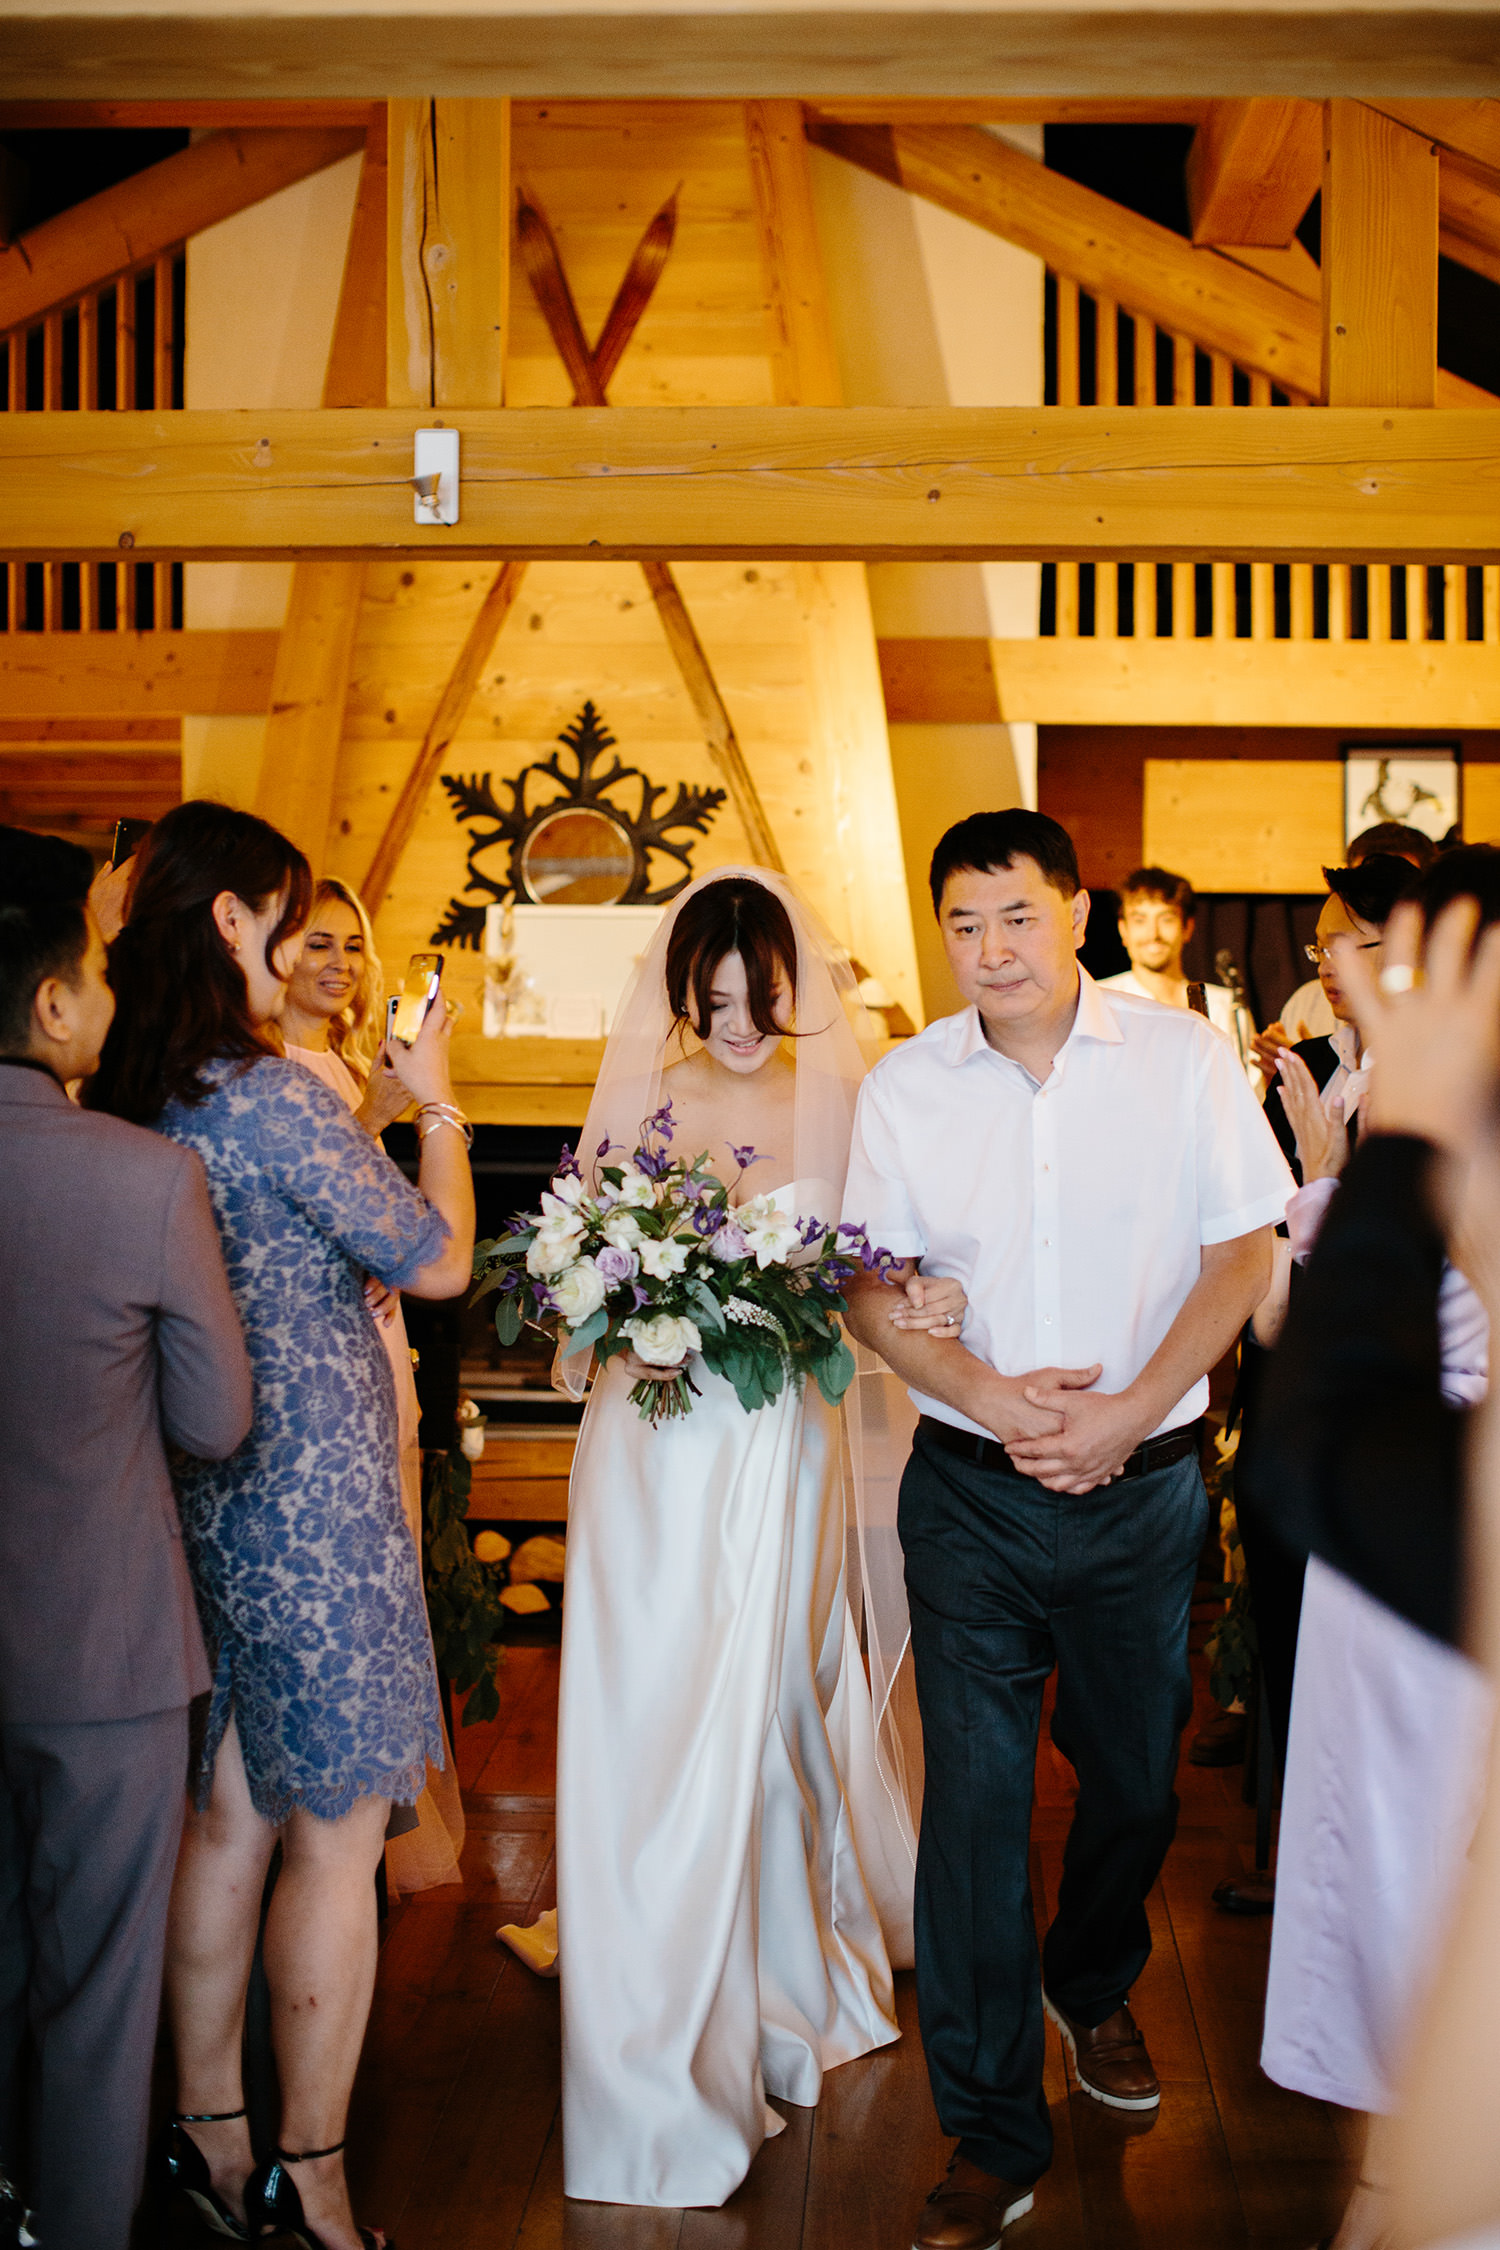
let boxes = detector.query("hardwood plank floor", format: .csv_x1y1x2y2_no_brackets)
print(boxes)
328,1647,1354,2250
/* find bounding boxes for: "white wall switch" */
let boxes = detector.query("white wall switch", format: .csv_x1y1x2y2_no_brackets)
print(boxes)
413,427,460,526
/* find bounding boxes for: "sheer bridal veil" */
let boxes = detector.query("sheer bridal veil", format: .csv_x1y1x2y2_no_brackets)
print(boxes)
562,864,922,1954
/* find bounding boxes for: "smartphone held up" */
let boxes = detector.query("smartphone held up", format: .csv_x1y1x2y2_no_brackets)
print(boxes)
388,952,444,1046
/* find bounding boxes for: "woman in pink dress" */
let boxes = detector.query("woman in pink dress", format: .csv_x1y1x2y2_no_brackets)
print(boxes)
278,876,466,1894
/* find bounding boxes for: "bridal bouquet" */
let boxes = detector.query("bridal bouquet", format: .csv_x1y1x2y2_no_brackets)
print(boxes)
473,1103,895,1426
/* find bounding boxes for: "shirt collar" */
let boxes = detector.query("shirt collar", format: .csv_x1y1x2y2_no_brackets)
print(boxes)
953,967,1124,1072
1328,1021,1361,1074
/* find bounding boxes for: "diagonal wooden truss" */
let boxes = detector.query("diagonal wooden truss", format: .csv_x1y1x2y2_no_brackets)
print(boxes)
514,185,783,871
361,178,782,910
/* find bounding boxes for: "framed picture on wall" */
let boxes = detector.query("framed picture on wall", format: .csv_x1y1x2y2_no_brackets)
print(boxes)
1342,742,1461,851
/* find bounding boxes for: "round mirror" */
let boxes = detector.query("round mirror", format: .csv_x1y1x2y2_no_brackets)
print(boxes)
520,808,636,905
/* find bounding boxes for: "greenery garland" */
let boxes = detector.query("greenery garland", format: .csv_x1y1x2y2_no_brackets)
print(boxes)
421,1443,507,1726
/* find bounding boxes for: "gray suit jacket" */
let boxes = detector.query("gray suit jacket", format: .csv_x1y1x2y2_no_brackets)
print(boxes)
0,1062,253,1724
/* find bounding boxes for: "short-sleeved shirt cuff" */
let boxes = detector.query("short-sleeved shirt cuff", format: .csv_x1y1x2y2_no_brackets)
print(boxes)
1199,1187,1294,1248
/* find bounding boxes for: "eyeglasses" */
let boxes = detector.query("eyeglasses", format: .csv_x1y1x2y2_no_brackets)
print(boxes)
1304,939,1382,966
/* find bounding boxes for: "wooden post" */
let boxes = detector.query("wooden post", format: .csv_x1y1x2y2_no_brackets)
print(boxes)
745,101,842,408
1055,278,1079,635
254,122,394,865
745,102,922,1019
387,98,509,410
1172,331,1194,638
1322,100,1438,408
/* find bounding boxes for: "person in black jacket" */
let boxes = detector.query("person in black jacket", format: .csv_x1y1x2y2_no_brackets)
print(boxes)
1245,855,1500,2250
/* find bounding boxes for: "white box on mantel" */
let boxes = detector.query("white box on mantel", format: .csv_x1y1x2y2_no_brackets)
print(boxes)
491,904,665,1038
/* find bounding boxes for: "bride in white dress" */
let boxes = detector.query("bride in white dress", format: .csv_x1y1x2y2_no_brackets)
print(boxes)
551,868,961,2210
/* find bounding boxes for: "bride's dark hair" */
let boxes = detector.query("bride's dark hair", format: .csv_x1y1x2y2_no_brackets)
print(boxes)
665,877,798,1040
88,799,312,1125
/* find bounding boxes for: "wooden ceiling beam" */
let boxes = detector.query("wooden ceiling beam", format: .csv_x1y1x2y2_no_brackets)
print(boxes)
0,101,380,129
0,630,278,718
788,100,1210,125
1186,99,1323,246
3,10,1500,104
4,403,1499,564
0,125,367,332
1322,100,1439,408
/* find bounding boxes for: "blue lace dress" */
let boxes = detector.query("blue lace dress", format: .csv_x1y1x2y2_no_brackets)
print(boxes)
160,1054,449,1824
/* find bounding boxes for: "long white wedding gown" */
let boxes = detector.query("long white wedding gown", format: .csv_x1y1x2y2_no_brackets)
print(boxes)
556,1179,908,2209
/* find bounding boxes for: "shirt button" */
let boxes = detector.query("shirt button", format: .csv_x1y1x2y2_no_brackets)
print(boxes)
1044,1315,1053,1324
1042,1238,1051,1247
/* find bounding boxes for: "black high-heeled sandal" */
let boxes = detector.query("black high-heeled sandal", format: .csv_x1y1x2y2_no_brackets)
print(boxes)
151,2108,251,2242
244,2140,387,2250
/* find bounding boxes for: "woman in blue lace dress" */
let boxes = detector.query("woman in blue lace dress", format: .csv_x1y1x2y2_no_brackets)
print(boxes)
90,802,474,2250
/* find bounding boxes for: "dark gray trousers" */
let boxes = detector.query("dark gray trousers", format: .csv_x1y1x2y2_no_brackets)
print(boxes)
900,1431,1207,2187
0,1707,188,2250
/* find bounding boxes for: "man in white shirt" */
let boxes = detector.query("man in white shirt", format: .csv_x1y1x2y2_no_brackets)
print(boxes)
1098,864,1258,1086
841,810,1293,2250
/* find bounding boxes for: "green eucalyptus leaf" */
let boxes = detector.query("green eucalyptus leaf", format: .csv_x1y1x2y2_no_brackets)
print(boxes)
561,1306,609,1357
494,1294,525,1346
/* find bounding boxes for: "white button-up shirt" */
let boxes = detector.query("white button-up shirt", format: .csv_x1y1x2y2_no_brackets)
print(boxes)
842,969,1295,1441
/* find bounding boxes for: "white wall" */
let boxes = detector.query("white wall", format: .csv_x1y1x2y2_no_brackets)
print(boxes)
184,151,362,636
182,151,362,805
808,129,1044,1010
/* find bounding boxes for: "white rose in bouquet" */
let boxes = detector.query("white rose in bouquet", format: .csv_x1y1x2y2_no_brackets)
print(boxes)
550,1257,608,1327
623,1312,703,1367
601,1208,645,1250
526,1215,585,1277
639,1234,692,1280
738,1195,802,1270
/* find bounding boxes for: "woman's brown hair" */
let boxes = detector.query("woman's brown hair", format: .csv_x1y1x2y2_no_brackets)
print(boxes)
665,877,798,1041
88,800,312,1125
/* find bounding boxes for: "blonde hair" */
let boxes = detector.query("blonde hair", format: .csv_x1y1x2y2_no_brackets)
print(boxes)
309,877,385,1077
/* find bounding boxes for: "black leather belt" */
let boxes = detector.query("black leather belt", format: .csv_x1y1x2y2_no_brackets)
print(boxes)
916,1414,1202,1482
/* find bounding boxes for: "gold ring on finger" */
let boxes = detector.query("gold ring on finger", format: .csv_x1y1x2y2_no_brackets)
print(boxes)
1378,963,1419,996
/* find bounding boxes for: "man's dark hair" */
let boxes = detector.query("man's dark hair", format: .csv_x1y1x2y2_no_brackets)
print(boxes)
0,826,94,1055
929,810,1080,916
1322,852,1421,930
1118,865,1196,922
1347,820,1438,870
1418,841,1500,933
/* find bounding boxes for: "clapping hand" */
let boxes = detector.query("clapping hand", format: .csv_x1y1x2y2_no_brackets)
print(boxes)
1275,1047,1350,1182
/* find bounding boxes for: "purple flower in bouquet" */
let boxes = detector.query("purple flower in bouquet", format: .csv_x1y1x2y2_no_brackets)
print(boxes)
596,1135,615,1160
595,1243,639,1285
729,1143,761,1174
556,1142,581,1179
691,1203,724,1237
710,1220,750,1264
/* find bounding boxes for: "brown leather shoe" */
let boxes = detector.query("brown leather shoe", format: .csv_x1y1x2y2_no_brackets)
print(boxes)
1043,1995,1161,2112
911,2155,1035,2249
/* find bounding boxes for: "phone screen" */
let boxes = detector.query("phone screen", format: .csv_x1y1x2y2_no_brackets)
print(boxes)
390,953,443,1046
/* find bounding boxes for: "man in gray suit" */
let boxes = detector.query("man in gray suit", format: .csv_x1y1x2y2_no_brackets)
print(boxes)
0,829,253,2250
